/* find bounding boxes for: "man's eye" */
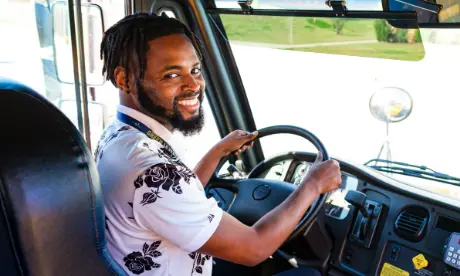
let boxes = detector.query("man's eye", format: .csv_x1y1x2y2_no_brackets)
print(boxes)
165,73,179,79
192,68,201,74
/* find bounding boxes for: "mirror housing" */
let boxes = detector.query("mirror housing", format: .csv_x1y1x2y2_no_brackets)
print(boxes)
51,2,105,86
383,0,460,28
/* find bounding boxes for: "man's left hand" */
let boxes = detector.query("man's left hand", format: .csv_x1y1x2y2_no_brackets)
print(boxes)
215,130,259,156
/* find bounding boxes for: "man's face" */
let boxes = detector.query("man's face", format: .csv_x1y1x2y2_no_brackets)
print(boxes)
135,34,205,136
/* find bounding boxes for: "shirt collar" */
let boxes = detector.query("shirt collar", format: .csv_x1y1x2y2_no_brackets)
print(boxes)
116,104,176,145
116,104,191,166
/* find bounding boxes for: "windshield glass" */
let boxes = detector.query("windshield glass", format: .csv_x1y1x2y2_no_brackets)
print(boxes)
213,11,460,198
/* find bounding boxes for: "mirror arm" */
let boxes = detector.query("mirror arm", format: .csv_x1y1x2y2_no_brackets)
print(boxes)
325,0,348,13
237,0,254,14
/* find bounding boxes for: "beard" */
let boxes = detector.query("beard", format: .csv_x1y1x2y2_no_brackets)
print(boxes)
136,80,205,136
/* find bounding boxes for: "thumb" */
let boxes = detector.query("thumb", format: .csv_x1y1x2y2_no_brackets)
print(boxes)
314,151,323,163
243,131,258,141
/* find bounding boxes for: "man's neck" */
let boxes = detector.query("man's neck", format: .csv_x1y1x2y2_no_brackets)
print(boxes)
121,101,174,132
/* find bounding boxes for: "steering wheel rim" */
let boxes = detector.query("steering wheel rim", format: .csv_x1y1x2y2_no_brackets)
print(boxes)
206,125,330,243
253,125,329,161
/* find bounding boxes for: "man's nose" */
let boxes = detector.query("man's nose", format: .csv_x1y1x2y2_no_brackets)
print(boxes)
182,74,200,92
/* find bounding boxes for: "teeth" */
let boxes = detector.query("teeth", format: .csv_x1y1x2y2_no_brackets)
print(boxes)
178,98,198,106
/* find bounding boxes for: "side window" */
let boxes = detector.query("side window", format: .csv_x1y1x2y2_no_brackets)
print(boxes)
0,0,77,124
0,0,126,150
153,8,222,168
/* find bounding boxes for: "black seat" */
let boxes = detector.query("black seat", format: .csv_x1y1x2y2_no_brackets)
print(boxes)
0,78,126,276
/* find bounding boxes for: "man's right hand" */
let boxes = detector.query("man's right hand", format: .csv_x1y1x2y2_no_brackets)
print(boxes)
199,152,342,267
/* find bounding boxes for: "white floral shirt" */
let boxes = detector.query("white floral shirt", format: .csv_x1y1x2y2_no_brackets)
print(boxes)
95,104,223,276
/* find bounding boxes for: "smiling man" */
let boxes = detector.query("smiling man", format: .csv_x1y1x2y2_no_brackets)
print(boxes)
96,13,341,276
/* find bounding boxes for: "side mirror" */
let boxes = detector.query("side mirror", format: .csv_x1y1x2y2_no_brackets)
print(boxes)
382,0,447,28
51,2,105,86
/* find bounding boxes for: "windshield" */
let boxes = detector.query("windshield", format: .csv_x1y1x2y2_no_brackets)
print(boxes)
213,9,460,198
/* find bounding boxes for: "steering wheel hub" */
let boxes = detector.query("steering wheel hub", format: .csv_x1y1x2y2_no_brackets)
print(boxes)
253,184,271,200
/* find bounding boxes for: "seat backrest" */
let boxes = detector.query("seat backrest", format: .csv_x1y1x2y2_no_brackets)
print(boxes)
0,78,126,276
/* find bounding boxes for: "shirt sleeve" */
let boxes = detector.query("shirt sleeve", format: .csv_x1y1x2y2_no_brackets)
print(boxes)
132,162,223,253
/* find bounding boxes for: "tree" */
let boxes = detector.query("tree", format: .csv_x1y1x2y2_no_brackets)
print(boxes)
333,19,345,35
374,19,419,43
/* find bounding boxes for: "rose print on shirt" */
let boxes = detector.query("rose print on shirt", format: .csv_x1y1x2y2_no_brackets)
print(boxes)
134,175,143,189
140,189,162,205
175,166,195,184
141,141,196,181
105,216,110,233
157,147,181,164
95,125,132,161
189,252,211,274
123,240,162,274
134,163,193,205
144,164,180,191
127,202,135,220
157,147,196,178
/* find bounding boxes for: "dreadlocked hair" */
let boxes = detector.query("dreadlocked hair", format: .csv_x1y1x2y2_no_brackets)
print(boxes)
100,12,204,87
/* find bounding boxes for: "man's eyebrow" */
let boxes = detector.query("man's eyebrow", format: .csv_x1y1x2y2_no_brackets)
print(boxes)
162,65,182,71
160,62,201,72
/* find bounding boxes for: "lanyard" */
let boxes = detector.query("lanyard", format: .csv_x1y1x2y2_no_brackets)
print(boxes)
117,111,176,155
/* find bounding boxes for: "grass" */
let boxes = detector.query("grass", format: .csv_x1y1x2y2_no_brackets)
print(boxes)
295,42,425,61
220,14,425,61
220,15,377,44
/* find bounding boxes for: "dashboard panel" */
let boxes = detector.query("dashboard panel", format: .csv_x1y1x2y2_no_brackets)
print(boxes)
208,156,460,276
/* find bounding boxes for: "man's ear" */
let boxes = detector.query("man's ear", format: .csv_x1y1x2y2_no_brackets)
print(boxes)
114,66,133,95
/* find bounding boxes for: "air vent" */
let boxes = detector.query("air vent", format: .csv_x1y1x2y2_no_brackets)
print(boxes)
394,206,429,242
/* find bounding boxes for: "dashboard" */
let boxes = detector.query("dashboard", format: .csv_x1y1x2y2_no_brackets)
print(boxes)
208,155,460,276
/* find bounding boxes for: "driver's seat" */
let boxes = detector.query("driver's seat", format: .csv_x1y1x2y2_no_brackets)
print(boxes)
0,78,126,276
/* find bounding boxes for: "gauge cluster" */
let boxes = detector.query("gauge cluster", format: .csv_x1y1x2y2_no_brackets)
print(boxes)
262,159,293,181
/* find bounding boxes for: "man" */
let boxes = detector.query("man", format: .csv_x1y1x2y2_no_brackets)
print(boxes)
96,13,341,276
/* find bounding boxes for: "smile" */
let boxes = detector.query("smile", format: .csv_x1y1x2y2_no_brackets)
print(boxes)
177,94,200,110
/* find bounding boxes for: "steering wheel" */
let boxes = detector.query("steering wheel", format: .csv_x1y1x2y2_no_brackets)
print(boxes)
206,125,330,244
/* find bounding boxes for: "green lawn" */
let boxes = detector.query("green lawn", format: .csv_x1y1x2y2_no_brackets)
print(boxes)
294,42,425,61
220,14,425,61
220,15,377,44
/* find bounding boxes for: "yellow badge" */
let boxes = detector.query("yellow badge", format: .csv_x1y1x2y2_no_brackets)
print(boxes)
380,263,410,276
412,254,429,270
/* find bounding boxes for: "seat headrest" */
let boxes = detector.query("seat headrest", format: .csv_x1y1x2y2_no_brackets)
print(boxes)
0,77,126,276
